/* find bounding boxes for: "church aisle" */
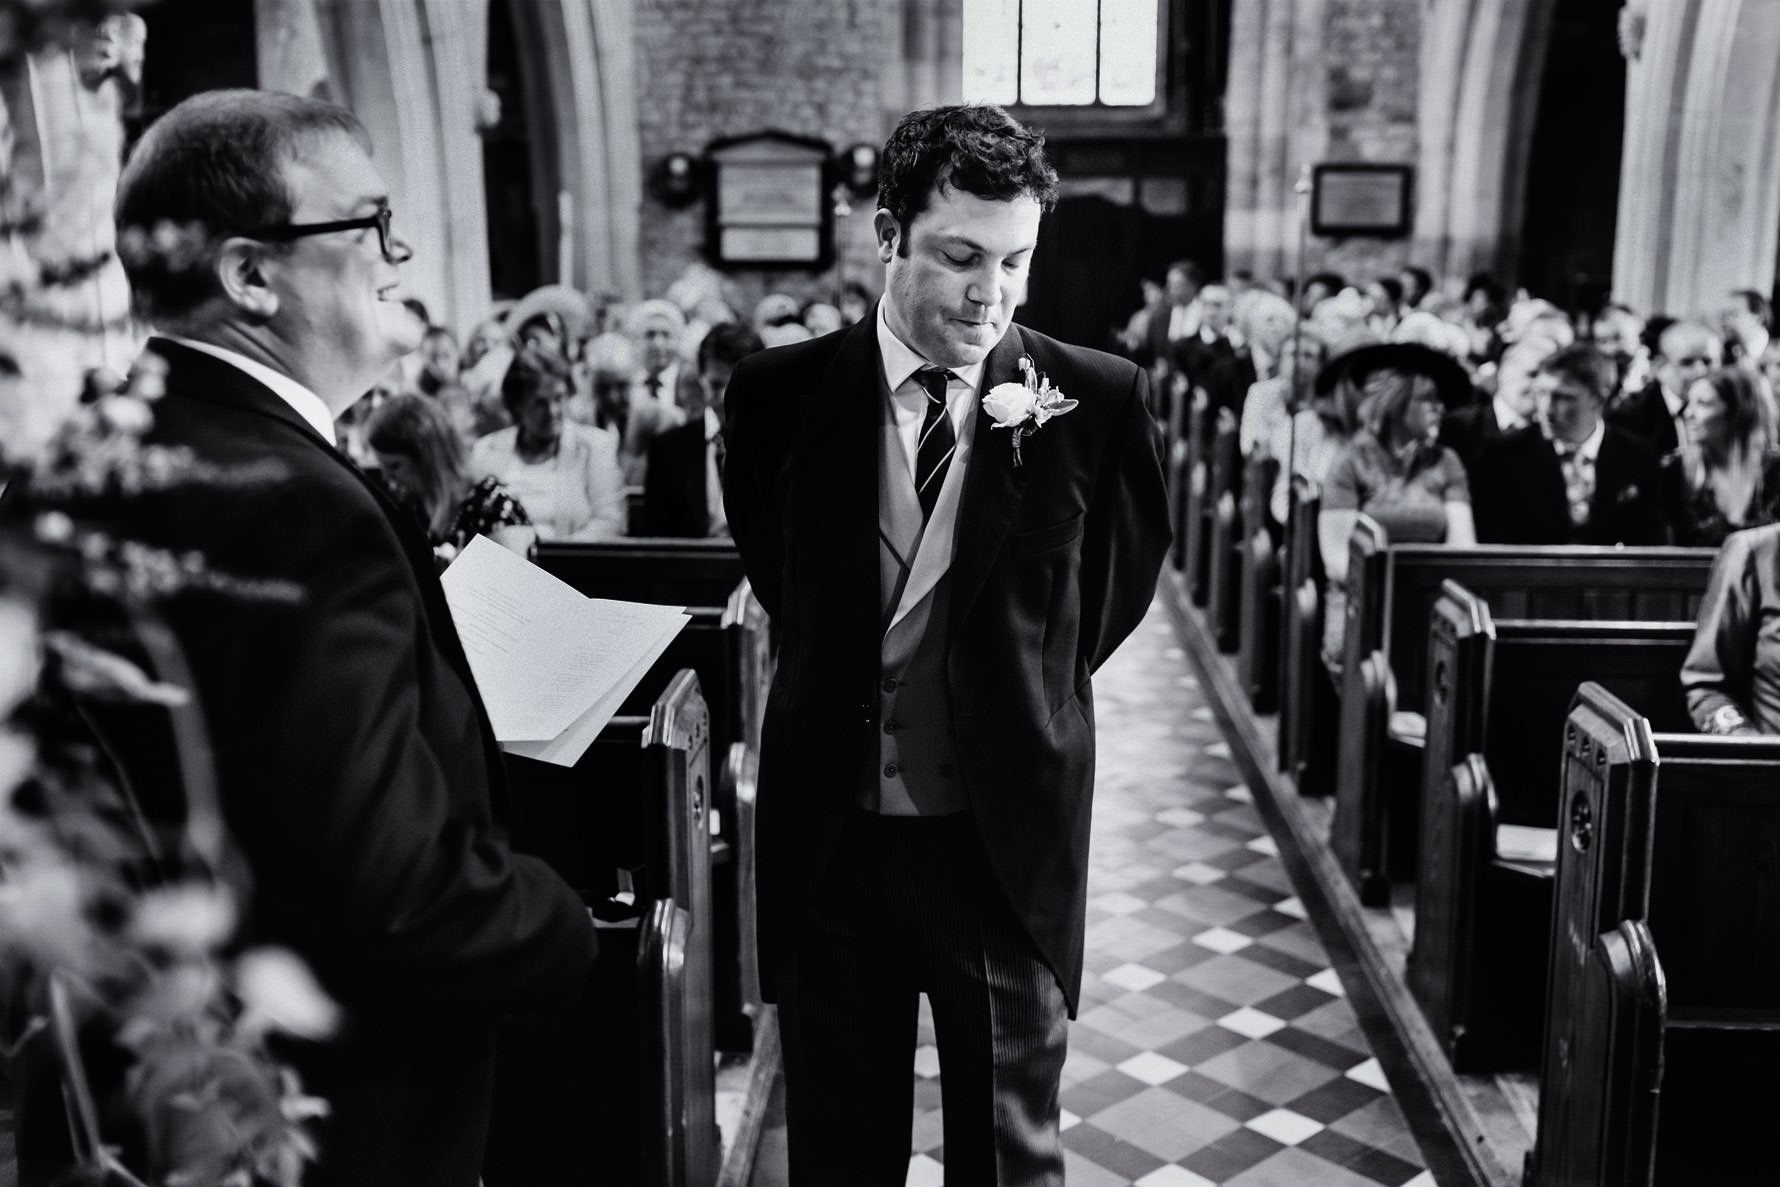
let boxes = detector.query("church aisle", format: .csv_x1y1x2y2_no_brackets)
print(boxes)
750,600,1437,1186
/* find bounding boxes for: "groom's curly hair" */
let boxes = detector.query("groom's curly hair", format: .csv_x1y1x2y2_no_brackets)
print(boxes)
877,104,1059,254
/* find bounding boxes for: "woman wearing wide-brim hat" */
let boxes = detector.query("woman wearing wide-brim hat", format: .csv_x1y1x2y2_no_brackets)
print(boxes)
1311,339,1477,414
1314,339,1480,655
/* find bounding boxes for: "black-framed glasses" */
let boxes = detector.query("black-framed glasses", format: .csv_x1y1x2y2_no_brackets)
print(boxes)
248,205,410,264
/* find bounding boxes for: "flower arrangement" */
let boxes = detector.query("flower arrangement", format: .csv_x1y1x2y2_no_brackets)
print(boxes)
2,7,336,1184
982,355,1077,466
2,359,334,1187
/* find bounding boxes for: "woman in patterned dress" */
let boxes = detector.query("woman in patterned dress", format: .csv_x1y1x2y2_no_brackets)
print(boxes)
366,391,536,568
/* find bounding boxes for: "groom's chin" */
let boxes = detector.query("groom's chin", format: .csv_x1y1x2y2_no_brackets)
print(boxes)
933,328,1006,368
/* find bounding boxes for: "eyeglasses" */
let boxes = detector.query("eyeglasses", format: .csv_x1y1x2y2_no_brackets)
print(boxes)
1670,355,1715,369
248,205,410,264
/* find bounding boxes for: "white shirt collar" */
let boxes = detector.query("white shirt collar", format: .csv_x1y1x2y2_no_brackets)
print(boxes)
1555,417,1607,462
162,335,337,446
703,405,721,440
876,302,986,396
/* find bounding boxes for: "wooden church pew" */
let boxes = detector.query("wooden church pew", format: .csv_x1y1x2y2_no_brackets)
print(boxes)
490,670,719,1187
1327,530,1712,905
1180,388,1217,605
1206,409,1244,652
539,541,764,1057
1528,685,1780,1185
1236,453,1281,712
535,537,743,610
1277,475,1333,794
1404,587,1693,1070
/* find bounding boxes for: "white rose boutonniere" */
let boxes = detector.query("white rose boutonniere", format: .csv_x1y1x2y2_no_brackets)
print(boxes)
982,355,1077,467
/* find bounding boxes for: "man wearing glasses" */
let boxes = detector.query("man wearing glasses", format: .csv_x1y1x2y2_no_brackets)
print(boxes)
16,91,599,1187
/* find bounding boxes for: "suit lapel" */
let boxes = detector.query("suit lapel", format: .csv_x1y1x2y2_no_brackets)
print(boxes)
886,380,976,633
879,384,922,624
801,316,881,659
946,326,1030,634
1590,431,1627,526
1523,431,1566,535
683,425,712,535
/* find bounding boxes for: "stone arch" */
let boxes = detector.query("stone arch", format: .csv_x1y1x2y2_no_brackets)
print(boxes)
256,0,641,332
1615,0,1780,318
1413,0,1559,288
501,0,641,303
263,0,494,333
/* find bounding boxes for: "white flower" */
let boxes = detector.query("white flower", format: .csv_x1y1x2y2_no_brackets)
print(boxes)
1030,387,1078,427
983,356,1078,467
0,597,40,717
0,729,34,799
97,394,155,436
983,381,1037,427
236,947,339,1040
131,883,238,955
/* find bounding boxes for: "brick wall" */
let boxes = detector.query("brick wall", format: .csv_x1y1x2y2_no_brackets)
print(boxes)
633,0,897,313
1316,0,1420,281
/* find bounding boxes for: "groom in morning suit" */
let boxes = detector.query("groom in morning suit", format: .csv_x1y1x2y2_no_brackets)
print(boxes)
722,105,1170,1185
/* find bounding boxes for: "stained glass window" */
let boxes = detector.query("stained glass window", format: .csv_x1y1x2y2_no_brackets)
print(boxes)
962,0,1160,108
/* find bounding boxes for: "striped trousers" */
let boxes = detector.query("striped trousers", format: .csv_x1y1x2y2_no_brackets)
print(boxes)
776,810,1069,1186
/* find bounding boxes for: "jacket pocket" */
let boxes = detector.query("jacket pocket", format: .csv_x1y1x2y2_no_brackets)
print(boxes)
1009,512,1085,558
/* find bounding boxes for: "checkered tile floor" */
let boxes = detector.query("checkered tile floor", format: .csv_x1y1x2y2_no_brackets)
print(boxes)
751,602,1436,1186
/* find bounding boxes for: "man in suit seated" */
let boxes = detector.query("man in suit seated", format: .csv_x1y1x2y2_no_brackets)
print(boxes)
1143,258,1203,374
643,321,763,537
1171,282,1241,407
1470,343,1670,546
1608,319,1720,460
1440,331,1563,475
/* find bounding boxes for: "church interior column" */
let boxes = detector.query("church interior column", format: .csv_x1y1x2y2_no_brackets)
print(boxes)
1612,0,1699,314
1221,0,1267,277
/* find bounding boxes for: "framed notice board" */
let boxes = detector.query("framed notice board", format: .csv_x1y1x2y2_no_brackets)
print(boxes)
706,131,835,269
1311,163,1414,237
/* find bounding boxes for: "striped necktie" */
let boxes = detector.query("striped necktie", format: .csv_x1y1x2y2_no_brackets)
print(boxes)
914,366,956,521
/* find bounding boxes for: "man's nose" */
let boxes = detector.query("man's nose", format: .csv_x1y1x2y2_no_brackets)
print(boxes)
967,266,1002,310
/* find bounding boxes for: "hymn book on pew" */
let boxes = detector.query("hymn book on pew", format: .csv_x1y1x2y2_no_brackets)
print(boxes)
440,534,689,766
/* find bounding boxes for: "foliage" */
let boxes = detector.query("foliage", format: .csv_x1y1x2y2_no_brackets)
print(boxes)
2,5,335,1184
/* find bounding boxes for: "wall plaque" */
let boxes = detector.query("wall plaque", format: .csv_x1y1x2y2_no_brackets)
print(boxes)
706,131,834,268
1311,163,1414,237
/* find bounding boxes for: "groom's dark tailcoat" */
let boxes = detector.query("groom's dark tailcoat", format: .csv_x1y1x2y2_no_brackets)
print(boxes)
16,340,596,1187
722,315,1170,1016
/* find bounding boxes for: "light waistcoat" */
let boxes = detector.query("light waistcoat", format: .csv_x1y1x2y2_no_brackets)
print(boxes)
864,362,980,815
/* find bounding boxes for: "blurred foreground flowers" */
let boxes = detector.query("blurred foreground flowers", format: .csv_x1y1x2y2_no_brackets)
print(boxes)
3,8,333,1181
2,359,332,1187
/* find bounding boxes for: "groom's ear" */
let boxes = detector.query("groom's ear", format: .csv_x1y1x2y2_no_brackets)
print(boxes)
873,209,900,262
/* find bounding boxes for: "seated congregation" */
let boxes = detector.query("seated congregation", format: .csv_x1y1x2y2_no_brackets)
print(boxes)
345,281,797,567
1160,272,1780,1185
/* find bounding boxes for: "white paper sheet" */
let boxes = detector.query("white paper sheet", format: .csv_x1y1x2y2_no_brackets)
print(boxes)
441,536,689,764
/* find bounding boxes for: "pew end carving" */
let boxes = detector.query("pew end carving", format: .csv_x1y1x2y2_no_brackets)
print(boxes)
1530,686,1780,1185
1237,455,1281,712
1209,410,1242,652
